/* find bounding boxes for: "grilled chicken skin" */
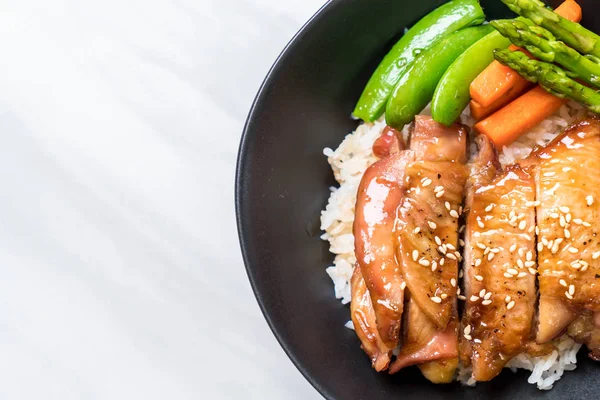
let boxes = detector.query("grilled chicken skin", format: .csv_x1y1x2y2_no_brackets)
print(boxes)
533,118,600,344
354,151,415,348
461,136,538,382
390,116,468,381
350,267,393,371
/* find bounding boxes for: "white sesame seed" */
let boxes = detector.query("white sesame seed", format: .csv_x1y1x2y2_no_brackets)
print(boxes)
517,260,524,269
490,248,501,254
550,212,560,219
431,262,438,272
568,247,579,254
529,267,537,275
428,221,437,229
559,216,566,227
537,242,543,252
582,264,589,272
559,206,570,213
440,258,446,266
564,229,571,238
464,334,472,340
477,220,485,229
565,291,573,300
484,292,492,300
518,248,525,257
479,289,486,297
400,282,407,290
518,220,527,230
526,251,533,261
566,213,572,223
436,191,445,198
573,218,583,225
464,325,472,335
476,243,487,250
507,268,519,275
535,226,540,235
419,259,430,266
450,210,459,218
525,260,535,268
458,295,467,301
441,293,448,299
446,243,456,251
475,259,482,267
485,204,494,212
451,278,457,287
434,236,442,246
587,195,594,206
434,185,443,192
509,244,517,252
431,296,442,303
422,178,432,187
446,253,457,260
438,245,447,254
551,244,560,254
459,239,465,247
503,272,513,278
413,227,420,234
507,301,515,310
482,299,492,305
470,295,479,302
488,253,495,261
474,338,482,344
412,250,419,261
583,221,592,227
517,272,527,278
475,275,483,281
505,295,511,303
445,201,451,210
569,285,575,296
594,252,600,260
543,172,556,177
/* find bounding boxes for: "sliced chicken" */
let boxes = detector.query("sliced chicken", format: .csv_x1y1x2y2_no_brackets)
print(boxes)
567,311,600,360
350,267,393,371
354,151,415,348
460,136,537,382
389,116,468,381
534,118,600,344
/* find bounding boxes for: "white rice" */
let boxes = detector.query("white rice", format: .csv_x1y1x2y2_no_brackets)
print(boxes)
320,101,590,389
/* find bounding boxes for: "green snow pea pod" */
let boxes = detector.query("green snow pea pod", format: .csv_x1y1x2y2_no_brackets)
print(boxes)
431,30,512,126
353,0,486,122
385,25,494,130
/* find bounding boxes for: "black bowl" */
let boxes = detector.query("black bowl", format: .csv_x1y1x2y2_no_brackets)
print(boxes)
236,1,600,398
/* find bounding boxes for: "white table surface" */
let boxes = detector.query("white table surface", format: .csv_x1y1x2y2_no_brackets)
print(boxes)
0,1,325,398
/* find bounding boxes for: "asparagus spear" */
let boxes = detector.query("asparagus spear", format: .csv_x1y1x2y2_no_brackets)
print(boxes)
501,0,600,57
493,48,600,113
491,18,600,88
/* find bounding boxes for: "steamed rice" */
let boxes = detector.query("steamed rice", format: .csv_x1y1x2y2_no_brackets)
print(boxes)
320,102,590,390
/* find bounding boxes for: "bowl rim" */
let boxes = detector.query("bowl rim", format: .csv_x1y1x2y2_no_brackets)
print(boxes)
234,0,341,398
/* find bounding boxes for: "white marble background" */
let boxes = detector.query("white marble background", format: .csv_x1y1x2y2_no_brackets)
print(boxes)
0,0,324,398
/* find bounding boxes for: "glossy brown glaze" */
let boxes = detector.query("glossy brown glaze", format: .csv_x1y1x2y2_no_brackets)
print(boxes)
354,151,415,348
373,126,405,158
391,117,467,381
461,136,537,382
350,267,393,371
533,118,600,343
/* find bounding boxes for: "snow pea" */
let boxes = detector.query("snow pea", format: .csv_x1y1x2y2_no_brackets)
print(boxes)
353,0,486,122
431,31,511,126
385,25,494,130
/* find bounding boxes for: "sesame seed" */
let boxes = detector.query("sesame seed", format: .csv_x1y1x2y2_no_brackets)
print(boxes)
535,226,540,235
477,220,485,229
568,247,579,254
573,218,583,225
436,191,445,198
482,299,492,305
440,258,446,266
400,282,407,290
570,261,581,270
507,268,519,275
419,259,430,267
517,272,527,278
464,325,472,335
441,293,448,299
464,334,472,340
414,227,421,234
476,243,487,250
474,338,482,344
451,278,456,287
543,172,556,177
582,264,589,272
412,250,419,261
529,267,537,275
509,211,515,219
564,229,571,238
559,216,566,227
566,213,572,223
446,253,457,260
537,242,543,252
445,201,451,210
517,260,524,269
458,295,467,301
565,291,573,300
434,236,442,246
470,295,479,302
505,295,511,303
434,186,443,192
475,275,483,281
509,244,517,252
525,260,535,268
428,221,437,229
488,253,495,261
431,262,438,272
559,206,570,213
450,210,459,218
422,178,432,187
507,301,515,310
550,212,560,219
518,220,527,230
518,248,525,257
485,204,494,212
541,237,549,246
569,285,575,296
479,289,486,297
438,245,447,254
475,259,482,267
446,243,456,251
526,251,533,261
459,239,465,247
484,292,492,300
503,273,513,278
593,252,600,260
587,195,594,206
459,206,463,214
431,296,442,303
459,225,466,233
551,244,560,254
583,221,592,227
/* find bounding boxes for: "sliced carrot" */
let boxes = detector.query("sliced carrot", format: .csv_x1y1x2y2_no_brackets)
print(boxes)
469,0,582,115
469,72,532,120
474,86,566,149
